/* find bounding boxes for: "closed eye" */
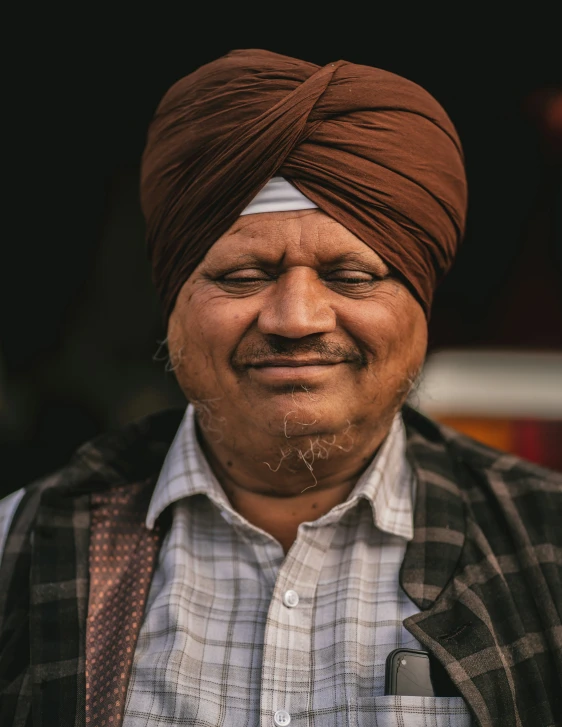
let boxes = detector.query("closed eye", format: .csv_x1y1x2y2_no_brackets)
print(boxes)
221,268,272,282
220,269,378,282
324,270,381,284
212,268,386,296
213,268,273,292
324,270,375,283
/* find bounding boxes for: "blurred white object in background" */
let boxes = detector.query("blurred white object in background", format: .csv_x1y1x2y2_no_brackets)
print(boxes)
416,349,562,419
413,349,562,471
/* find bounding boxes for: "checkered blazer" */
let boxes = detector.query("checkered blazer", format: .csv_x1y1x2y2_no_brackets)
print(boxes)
0,406,561,727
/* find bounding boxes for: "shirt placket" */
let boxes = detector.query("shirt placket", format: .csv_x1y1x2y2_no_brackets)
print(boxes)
260,524,337,727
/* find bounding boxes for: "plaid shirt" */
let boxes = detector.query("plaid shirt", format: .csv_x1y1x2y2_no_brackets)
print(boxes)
1,406,561,726
122,406,471,726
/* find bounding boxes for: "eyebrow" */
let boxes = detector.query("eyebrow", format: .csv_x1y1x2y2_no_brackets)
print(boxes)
219,250,379,262
226,253,279,265
328,251,382,265
210,250,390,272
323,251,390,274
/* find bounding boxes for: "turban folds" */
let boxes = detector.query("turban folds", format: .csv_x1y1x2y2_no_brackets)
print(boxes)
140,49,468,320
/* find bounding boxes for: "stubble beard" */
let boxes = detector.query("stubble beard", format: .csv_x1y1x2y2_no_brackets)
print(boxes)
191,366,421,494
163,336,422,492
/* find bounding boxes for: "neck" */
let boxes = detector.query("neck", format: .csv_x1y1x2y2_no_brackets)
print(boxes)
196,416,393,552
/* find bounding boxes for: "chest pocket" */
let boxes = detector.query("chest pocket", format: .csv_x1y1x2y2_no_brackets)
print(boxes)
354,695,472,726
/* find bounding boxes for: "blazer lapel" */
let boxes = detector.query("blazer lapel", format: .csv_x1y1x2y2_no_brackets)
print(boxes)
26,409,181,727
400,407,556,727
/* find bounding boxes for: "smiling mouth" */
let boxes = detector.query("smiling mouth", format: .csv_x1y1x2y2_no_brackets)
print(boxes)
243,359,348,384
250,358,345,368
232,340,367,373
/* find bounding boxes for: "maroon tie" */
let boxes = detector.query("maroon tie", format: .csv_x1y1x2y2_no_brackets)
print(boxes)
85,482,162,727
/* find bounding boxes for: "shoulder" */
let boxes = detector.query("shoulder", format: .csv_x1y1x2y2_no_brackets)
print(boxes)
5,406,185,496
0,408,185,565
402,405,562,537
403,403,561,481
66,407,186,484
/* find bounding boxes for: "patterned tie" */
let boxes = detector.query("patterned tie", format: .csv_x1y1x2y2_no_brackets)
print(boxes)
85,482,162,727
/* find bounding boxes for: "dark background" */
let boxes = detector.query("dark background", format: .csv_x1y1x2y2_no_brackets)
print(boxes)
1,17,561,495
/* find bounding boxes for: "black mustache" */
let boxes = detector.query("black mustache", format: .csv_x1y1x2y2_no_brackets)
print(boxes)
232,337,367,368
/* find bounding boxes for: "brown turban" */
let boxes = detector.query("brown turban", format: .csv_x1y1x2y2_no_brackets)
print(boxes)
140,49,468,320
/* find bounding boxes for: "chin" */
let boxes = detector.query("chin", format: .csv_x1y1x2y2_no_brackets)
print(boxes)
245,395,356,439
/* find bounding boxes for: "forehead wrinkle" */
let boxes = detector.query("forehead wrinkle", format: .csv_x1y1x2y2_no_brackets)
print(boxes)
221,220,292,254
212,211,391,271
227,209,317,236
207,247,287,268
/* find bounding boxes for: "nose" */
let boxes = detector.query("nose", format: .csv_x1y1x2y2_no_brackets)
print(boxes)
257,267,337,338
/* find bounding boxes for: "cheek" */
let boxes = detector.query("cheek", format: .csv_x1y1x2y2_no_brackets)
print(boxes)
168,309,211,367
343,296,427,368
166,309,219,402
167,293,252,373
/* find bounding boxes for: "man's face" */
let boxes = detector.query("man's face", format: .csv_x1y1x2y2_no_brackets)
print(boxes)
167,210,427,445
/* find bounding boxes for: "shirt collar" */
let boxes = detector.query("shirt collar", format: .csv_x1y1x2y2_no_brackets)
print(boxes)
346,412,414,540
146,405,414,540
145,405,229,530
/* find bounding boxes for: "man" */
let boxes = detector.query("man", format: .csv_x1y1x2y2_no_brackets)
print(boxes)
0,49,560,727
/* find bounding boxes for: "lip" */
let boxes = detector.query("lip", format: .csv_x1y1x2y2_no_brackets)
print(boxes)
249,358,345,367
246,360,345,383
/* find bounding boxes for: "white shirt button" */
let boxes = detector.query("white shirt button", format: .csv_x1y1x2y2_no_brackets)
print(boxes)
273,710,291,726
283,589,299,608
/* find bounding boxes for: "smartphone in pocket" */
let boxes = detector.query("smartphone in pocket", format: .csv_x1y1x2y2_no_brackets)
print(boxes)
385,648,434,696
384,648,461,697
